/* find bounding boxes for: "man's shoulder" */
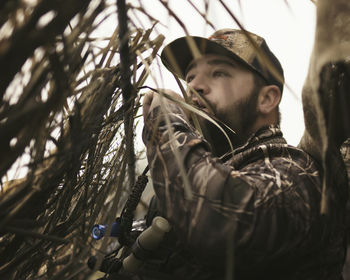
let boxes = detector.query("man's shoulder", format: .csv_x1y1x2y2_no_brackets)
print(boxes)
230,125,320,172
229,143,322,202
232,142,320,174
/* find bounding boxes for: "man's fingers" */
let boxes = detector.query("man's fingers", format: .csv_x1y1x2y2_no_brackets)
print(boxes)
142,91,155,120
143,91,154,106
160,89,182,100
142,89,186,121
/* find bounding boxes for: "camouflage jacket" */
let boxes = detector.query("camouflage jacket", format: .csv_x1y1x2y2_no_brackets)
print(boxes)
141,104,347,280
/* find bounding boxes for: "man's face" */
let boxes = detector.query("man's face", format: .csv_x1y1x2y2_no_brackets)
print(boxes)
185,54,259,139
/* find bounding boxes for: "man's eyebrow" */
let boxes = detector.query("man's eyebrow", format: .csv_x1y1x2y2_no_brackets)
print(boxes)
185,61,197,77
185,58,238,77
207,58,238,68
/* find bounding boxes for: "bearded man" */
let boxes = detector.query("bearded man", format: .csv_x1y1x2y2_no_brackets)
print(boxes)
140,29,347,280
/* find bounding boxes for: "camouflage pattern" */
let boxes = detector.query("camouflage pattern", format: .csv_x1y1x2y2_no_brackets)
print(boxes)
208,29,264,64
298,0,350,213
141,103,347,280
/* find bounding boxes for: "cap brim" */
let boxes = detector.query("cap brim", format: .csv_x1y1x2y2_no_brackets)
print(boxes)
160,36,258,80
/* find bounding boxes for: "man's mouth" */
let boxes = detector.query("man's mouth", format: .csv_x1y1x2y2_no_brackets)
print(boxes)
193,100,213,115
194,101,206,110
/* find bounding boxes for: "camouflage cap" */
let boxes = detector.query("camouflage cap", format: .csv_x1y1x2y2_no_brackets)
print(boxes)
161,29,284,93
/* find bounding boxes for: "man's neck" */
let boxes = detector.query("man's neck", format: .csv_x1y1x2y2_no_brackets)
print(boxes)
202,123,250,158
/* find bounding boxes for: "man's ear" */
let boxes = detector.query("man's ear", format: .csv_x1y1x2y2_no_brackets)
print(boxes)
257,85,281,114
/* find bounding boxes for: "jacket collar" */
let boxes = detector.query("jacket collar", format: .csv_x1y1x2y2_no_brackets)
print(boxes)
220,125,287,165
234,125,286,155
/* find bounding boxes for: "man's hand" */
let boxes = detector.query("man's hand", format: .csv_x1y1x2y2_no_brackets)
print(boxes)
142,89,184,121
142,91,156,121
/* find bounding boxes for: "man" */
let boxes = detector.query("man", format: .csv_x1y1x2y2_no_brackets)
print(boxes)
141,29,347,279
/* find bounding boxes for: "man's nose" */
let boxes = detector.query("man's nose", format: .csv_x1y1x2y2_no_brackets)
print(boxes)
188,75,210,98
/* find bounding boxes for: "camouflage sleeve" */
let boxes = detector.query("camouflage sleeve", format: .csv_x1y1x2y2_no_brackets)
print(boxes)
143,102,321,268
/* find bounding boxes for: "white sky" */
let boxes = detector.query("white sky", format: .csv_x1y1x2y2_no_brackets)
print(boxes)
127,0,316,146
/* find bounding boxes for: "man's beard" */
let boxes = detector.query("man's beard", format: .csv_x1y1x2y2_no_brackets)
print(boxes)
197,89,259,156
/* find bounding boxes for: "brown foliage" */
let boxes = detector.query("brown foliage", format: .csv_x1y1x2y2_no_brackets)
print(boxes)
0,0,163,278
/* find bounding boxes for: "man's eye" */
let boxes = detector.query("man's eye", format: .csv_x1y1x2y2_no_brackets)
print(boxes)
213,71,228,78
186,75,194,83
